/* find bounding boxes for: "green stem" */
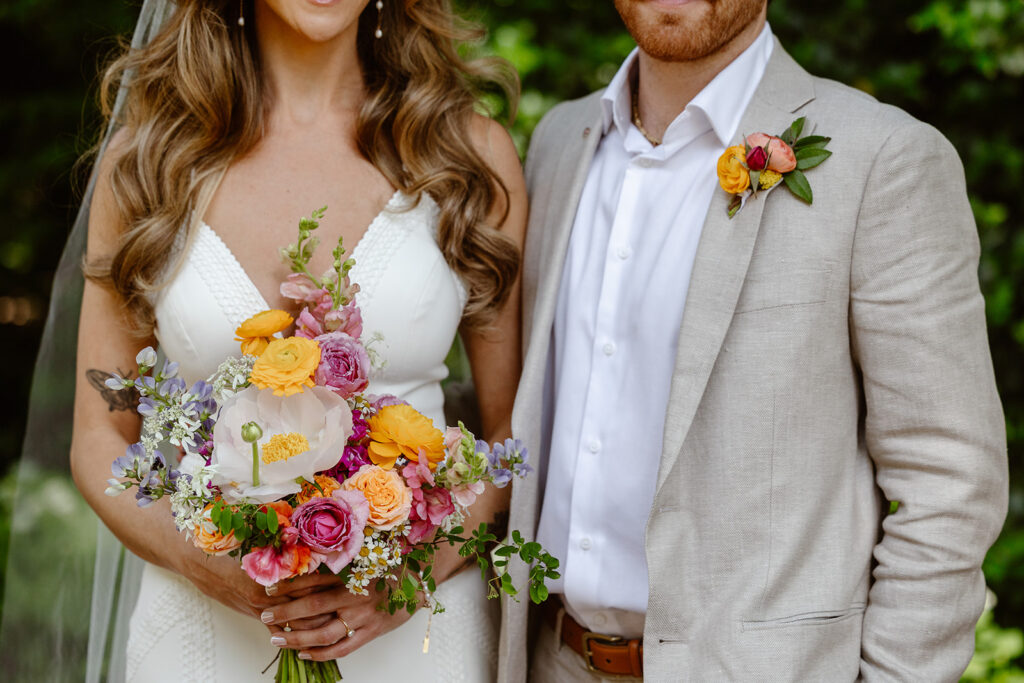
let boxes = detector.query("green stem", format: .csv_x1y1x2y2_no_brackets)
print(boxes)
297,655,308,683
252,442,260,487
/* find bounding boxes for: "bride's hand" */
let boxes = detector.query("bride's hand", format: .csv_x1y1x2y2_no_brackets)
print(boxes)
259,580,417,661
176,551,292,620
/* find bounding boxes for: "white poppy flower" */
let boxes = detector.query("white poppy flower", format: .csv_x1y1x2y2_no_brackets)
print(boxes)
211,386,353,503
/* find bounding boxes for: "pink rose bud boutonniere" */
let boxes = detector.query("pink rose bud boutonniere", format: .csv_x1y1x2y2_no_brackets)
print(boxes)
717,117,832,218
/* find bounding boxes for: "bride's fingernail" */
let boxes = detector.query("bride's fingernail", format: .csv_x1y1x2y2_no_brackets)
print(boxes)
298,652,312,660
260,611,274,623
270,636,286,647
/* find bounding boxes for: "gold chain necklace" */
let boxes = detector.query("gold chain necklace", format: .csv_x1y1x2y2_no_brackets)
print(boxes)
631,80,661,147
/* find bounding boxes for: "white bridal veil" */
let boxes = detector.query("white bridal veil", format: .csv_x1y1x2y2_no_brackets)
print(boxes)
0,1,175,680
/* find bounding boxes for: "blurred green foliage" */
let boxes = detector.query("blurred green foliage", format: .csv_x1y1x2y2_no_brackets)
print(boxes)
1,0,1022,677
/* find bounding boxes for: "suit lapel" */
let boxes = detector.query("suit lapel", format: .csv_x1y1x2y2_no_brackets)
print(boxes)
656,44,816,491
518,95,605,416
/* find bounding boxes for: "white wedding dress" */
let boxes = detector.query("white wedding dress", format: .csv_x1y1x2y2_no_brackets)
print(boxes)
125,191,498,682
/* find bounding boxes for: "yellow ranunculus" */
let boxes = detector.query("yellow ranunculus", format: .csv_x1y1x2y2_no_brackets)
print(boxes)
235,309,294,356
250,337,320,397
717,145,751,195
367,404,445,471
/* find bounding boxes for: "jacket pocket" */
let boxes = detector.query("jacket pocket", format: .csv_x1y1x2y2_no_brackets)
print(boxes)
734,262,835,315
740,605,866,632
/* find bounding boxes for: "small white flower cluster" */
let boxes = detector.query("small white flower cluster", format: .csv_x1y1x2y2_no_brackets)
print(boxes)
363,332,388,372
208,355,256,403
441,506,465,533
163,403,203,448
345,528,404,595
170,453,217,533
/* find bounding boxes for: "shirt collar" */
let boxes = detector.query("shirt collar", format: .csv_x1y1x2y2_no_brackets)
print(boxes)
600,23,775,148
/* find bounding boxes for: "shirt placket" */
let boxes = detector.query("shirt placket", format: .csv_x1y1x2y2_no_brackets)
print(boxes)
565,157,644,623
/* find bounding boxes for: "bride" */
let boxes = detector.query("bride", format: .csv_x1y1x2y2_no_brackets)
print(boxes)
69,0,525,680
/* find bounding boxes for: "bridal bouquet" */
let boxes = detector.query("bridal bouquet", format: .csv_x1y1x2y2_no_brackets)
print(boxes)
99,208,558,683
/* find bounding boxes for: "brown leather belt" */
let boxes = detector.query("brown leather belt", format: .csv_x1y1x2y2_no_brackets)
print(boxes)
541,599,643,678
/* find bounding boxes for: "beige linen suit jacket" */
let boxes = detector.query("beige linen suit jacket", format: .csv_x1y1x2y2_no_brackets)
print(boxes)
499,40,1007,682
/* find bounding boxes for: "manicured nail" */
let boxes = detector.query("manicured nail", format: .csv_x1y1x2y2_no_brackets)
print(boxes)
270,636,286,647
261,611,274,623
298,652,312,660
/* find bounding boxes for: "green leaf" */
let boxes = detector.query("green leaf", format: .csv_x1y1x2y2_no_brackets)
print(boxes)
255,512,267,531
784,169,813,204
748,170,761,195
512,530,524,545
218,509,233,536
780,117,805,145
495,545,516,557
402,576,417,600
795,148,832,170
794,135,831,150
232,511,244,532
267,507,279,534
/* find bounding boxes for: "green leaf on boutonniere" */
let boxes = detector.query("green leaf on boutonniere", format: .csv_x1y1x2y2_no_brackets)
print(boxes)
780,117,805,145
748,170,761,196
727,193,743,218
784,169,813,204
794,135,831,150
796,147,832,170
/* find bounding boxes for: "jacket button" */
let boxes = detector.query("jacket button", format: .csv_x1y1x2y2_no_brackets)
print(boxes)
583,127,591,138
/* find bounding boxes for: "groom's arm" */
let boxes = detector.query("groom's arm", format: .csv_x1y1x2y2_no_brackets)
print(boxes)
850,117,1007,681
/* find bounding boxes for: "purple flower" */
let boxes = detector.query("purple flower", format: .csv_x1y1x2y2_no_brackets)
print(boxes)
326,445,370,481
313,332,370,399
291,489,370,573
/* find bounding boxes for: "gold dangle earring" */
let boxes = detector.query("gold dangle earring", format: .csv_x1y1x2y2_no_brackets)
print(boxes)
374,0,384,39
237,0,245,27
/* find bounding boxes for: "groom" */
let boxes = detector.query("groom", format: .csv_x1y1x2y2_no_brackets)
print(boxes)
500,1,1007,681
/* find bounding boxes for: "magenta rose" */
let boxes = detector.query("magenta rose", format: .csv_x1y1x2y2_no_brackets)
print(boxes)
291,489,370,573
313,331,370,398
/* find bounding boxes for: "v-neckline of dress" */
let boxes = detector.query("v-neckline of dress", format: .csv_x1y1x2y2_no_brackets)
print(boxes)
196,189,406,315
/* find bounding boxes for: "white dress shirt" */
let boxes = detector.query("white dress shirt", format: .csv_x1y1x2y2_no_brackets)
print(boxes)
536,25,774,638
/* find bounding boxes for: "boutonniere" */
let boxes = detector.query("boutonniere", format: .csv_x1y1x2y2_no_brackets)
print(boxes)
717,117,832,218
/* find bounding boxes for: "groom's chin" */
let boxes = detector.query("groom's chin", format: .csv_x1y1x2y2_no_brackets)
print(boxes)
614,0,765,63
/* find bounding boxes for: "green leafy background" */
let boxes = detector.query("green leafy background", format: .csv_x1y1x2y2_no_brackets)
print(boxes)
1,0,1023,678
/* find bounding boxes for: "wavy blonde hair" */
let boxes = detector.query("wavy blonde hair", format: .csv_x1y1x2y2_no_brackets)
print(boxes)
87,0,519,332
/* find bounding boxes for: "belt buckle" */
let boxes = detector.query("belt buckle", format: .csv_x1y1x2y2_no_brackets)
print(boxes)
581,630,627,676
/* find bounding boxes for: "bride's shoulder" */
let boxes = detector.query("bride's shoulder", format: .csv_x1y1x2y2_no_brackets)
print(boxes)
465,113,526,233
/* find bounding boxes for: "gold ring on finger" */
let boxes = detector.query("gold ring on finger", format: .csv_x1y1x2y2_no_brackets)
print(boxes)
338,614,355,639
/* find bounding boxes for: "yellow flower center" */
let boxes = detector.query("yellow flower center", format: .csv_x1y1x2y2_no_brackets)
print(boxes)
261,432,311,464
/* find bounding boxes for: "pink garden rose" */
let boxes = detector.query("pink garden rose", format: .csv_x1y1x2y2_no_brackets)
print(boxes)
313,331,370,398
324,303,363,339
745,132,797,173
291,489,370,573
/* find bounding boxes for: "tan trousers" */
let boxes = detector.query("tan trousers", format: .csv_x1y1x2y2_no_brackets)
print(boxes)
528,621,643,683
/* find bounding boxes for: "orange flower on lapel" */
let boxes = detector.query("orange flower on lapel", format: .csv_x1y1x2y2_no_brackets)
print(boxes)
718,117,833,218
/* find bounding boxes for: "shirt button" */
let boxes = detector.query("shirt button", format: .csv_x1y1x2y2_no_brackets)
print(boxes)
636,158,653,168
593,613,607,627
616,246,632,260
587,439,602,454
602,342,616,356
580,537,592,551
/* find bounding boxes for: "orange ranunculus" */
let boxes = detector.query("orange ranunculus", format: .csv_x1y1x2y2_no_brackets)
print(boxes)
265,500,294,528
250,337,320,397
342,465,411,530
296,474,342,505
192,504,243,556
717,145,751,195
235,310,294,356
366,404,445,471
